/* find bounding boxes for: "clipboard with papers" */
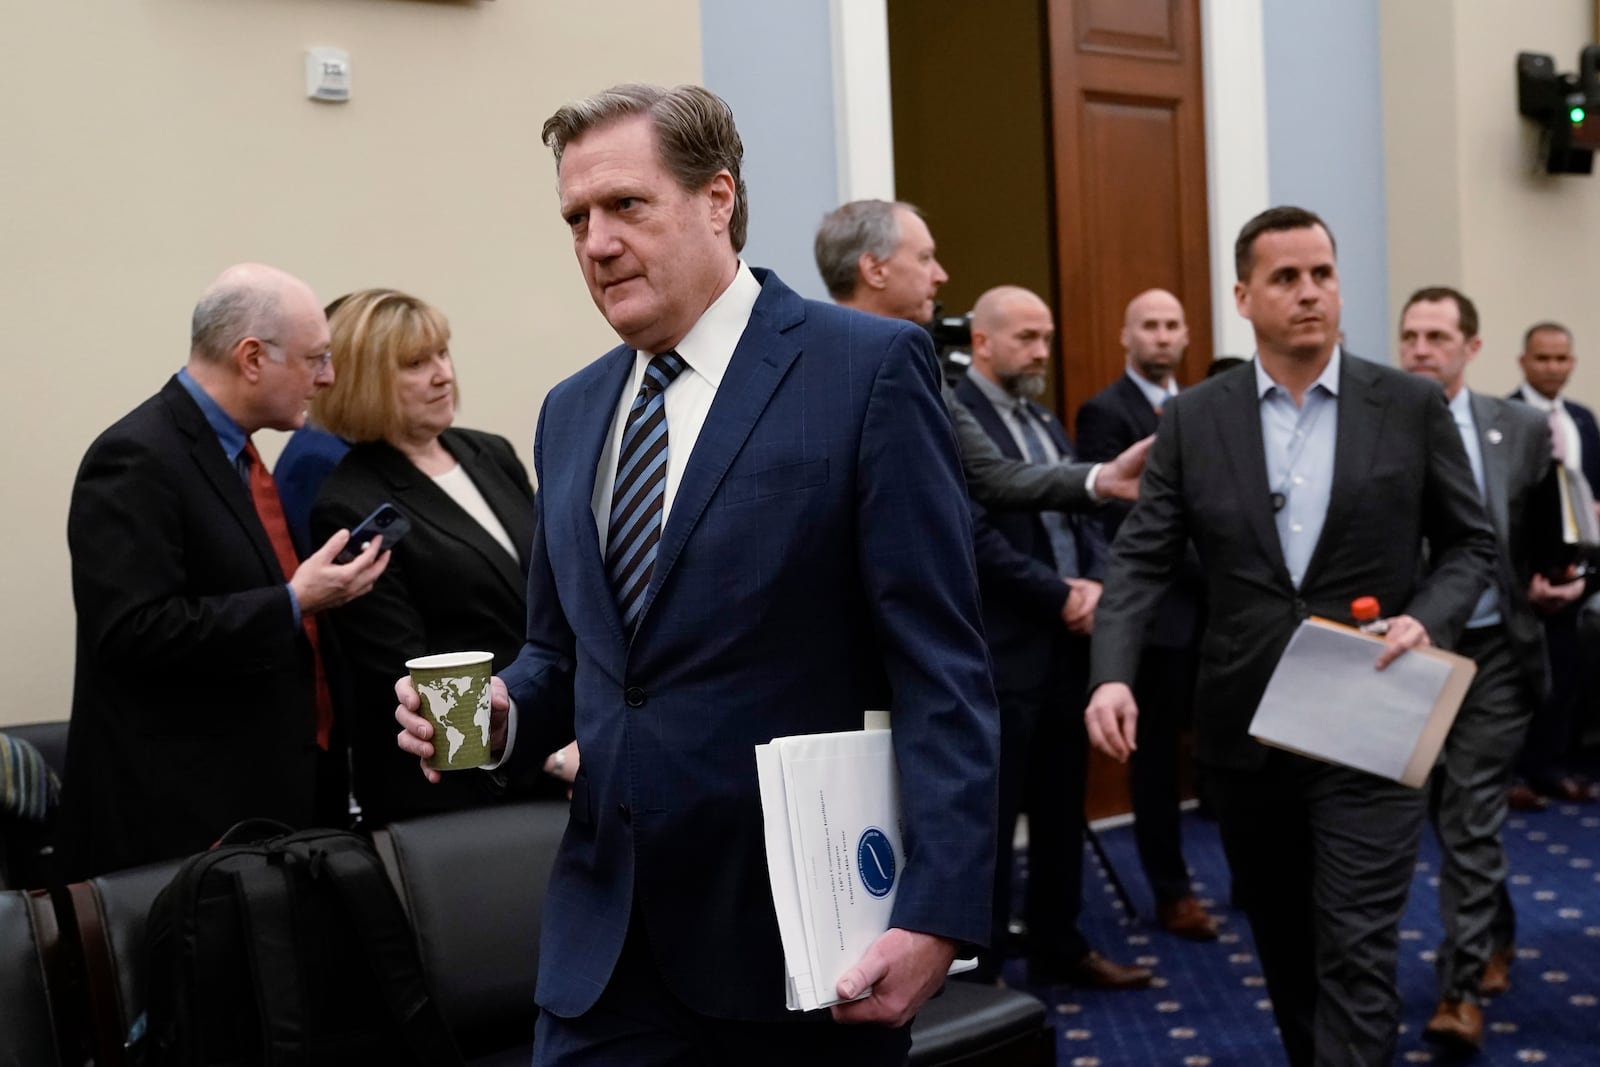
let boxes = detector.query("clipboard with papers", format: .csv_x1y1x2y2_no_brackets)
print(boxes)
755,715,974,1012
1248,617,1477,787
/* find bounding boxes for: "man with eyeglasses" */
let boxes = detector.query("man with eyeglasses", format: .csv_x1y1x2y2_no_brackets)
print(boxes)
60,262,391,879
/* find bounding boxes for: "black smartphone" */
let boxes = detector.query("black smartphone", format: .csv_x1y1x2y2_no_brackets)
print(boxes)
333,503,411,564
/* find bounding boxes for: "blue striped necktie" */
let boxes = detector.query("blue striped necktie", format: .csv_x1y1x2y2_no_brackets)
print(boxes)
608,351,688,632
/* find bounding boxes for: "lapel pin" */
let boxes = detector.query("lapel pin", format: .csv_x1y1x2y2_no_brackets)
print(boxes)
1486,429,1503,444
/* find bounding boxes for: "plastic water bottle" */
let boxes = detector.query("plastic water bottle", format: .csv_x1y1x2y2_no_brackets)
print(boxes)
1351,596,1389,636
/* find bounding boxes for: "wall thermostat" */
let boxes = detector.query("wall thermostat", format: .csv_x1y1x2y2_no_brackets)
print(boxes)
306,48,351,103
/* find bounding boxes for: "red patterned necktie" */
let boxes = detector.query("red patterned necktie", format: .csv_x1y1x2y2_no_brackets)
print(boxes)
243,440,334,750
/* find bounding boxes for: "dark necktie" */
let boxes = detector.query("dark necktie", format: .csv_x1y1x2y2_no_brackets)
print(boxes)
1011,402,1079,579
608,352,688,633
243,440,334,750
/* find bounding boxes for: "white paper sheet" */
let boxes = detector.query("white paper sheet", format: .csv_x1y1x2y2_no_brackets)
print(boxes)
1249,618,1474,785
757,724,973,1012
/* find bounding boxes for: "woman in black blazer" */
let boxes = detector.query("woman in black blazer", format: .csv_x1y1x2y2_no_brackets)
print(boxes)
310,289,566,825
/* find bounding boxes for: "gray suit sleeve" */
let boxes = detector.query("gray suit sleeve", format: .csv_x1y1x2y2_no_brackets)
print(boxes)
945,389,1096,511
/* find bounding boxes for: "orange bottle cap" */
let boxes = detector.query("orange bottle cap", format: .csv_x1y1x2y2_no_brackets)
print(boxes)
1351,596,1380,621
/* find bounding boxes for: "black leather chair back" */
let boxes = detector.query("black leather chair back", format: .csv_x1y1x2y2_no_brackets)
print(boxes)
372,801,569,1059
67,859,187,1067
0,888,69,1067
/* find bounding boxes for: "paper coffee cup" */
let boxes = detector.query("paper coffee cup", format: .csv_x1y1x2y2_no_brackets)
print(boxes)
406,651,493,771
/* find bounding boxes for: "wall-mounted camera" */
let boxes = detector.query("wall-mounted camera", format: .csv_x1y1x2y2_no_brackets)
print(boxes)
1517,47,1600,175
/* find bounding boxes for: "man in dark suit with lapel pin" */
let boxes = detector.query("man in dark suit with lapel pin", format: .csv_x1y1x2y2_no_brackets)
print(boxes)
1507,321,1600,808
1085,206,1498,1067
1075,288,1217,943
1398,286,1563,1051
61,263,391,879
954,285,1151,989
395,84,998,1065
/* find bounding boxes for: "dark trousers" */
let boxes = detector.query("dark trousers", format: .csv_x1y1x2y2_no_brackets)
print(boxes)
1429,625,1535,1003
1518,607,1581,788
533,915,911,1066
1128,645,1197,905
982,641,1090,977
1210,750,1426,1067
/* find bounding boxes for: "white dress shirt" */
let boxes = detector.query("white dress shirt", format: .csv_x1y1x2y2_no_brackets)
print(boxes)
1515,383,1583,474
492,261,761,769
592,261,762,554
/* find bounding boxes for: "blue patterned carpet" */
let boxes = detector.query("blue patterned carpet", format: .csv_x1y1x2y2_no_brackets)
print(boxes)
1004,802,1600,1065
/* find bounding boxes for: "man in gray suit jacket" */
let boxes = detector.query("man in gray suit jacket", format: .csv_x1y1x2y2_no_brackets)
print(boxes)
1398,287,1561,1051
1084,207,1497,1067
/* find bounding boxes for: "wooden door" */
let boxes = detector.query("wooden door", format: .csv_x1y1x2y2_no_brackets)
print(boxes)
1047,0,1213,434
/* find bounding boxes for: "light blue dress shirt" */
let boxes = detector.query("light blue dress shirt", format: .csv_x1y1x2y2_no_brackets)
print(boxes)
1447,388,1501,628
175,367,301,625
1125,369,1175,413
1254,349,1341,588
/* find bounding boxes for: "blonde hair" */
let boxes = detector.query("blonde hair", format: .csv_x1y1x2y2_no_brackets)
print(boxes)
311,289,455,443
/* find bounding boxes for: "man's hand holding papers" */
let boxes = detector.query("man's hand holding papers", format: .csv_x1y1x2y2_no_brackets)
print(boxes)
832,928,957,1027
1374,614,1431,670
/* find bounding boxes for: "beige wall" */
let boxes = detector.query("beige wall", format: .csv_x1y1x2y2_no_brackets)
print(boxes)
0,0,701,726
1384,0,1600,399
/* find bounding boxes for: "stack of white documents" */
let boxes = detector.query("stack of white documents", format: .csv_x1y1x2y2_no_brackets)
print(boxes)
756,722,972,1011
757,727,901,1011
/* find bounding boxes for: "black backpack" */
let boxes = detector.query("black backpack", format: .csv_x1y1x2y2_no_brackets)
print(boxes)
141,821,463,1066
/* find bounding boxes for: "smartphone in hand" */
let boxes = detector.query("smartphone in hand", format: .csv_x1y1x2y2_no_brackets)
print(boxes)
333,503,411,564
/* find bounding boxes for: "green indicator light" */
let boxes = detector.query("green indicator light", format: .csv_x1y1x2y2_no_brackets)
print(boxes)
1572,106,1587,123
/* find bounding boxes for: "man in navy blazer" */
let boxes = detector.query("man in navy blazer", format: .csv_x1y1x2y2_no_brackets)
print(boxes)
1508,321,1600,806
953,286,1150,990
396,85,998,1064
1075,289,1216,942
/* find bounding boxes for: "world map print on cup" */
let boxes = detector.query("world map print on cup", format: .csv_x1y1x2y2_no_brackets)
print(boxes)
405,651,494,771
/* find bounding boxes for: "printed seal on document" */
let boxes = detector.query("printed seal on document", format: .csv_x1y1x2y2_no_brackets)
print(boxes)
856,827,896,898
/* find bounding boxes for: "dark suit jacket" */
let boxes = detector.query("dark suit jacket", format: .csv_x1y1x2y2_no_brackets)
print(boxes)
497,269,999,1021
1465,392,1554,698
1091,355,1498,769
310,428,545,825
61,376,320,878
1509,385,1600,494
1076,373,1202,650
276,425,351,554
954,375,1103,692
945,388,1096,511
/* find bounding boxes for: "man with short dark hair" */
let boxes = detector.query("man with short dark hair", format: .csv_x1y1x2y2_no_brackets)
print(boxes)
1085,206,1497,1066
1398,286,1559,1051
1075,288,1216,942
1509,321,1600,809
62,263,391,879
397,84,998,1065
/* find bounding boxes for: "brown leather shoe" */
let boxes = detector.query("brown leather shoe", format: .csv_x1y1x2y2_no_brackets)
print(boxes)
1158,895,1220,941
1552,775,1600,803
1506,783,1549,812
1423,999,1483,1053
1033,951,1153,990
1479,945,1514,997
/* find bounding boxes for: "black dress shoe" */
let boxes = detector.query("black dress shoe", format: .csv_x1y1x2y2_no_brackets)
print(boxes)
1030,950,1152,990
